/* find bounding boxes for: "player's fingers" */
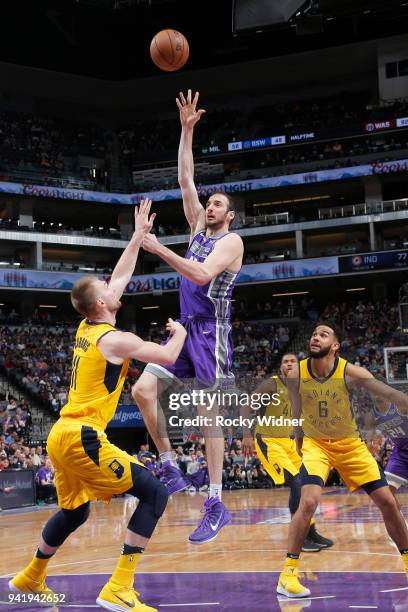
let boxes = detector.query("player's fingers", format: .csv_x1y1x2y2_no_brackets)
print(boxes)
149,212,156,223
134,206,139,218
176,98,183,111
179,91,186,105
144,199,152,215
187,89,192,104
197,109,206,118
193,91,199,107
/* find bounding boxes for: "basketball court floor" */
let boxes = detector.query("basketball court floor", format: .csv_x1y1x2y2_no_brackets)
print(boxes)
1,488,408,611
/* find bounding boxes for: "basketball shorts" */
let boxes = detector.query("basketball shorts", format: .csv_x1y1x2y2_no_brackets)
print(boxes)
144,315,234,385
47,417,146,510
385,444,408,489
255,436,303,485
301,437,387,493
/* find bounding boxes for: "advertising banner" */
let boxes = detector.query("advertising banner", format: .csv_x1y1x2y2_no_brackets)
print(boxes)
107,405,144,428
0,469,35,509
239,257,339,282
0,159,408,205
1,252,405,294
0,257,339,293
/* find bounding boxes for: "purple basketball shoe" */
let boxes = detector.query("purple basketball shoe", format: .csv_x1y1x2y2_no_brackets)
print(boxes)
188,496,231,545
160,461,190,495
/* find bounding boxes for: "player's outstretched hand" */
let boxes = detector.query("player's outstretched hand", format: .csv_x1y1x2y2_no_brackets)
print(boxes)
166,318,187,337
176,89,206,129
135,198,156,236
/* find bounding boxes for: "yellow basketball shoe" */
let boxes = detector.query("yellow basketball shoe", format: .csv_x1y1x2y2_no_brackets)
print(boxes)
401,550,408,578
277,558,311,598
9,570,54,596
96,582,157,612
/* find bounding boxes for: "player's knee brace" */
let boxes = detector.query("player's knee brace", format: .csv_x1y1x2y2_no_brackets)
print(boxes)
288,474,302,515
42,502,90,547
126,466,169,538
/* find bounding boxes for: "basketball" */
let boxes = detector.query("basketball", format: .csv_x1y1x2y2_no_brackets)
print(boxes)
150,29,189,72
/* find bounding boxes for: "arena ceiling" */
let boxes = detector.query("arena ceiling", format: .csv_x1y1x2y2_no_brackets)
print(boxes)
0,0,407,80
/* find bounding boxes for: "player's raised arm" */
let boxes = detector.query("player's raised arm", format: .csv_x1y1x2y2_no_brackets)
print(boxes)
98,318,186,366
177,89,206,235
108,198,156,299
142,231,243,285
346,363,408,415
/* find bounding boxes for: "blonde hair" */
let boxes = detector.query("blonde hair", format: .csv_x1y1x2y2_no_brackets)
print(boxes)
71,275,98,317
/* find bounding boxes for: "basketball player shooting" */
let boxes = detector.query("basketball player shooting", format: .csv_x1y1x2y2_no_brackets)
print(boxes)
133,90,244,545
9,199,188,612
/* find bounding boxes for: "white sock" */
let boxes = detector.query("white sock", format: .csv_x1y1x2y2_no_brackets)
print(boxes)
160,451,176,466
208,484,222,501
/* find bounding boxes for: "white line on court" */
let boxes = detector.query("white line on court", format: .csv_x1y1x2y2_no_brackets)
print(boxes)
0,604,100,609
278,595,336,602
379,586,408,593
349,607,378,609
160,603,219,607
2,545,401,576
60,606,99,609
0,598,220,608
2,569,407,579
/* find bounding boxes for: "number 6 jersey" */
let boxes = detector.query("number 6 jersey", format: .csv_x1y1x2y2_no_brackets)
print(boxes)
299,356,359,439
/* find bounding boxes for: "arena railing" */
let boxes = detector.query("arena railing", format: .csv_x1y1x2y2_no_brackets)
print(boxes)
318,198,408,219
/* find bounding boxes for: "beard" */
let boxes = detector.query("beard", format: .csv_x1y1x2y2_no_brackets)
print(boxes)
309,345,331,359
205,214,228,231
205,219,223,230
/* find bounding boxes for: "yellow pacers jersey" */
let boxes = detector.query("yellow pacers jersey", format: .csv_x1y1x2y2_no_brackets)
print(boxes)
255,375,293,437
299,356,358,439
60,320,129,430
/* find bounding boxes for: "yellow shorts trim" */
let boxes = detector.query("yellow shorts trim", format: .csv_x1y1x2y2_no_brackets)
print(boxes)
255,436,302,485
301,438,382,491
47,418,145,510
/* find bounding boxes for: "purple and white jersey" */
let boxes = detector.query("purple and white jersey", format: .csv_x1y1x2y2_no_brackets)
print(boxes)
374,403,408,451
180,231,239,320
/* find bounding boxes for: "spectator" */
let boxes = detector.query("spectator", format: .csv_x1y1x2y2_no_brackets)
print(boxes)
36,457,56,504
227,464,246,489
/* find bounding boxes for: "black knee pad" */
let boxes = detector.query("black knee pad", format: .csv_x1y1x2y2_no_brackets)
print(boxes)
126,465,169,538
287,473,302,515
43,502,90,547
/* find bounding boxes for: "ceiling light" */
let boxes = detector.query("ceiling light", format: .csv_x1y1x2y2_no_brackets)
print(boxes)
346,288,366,292
142,306,159,310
